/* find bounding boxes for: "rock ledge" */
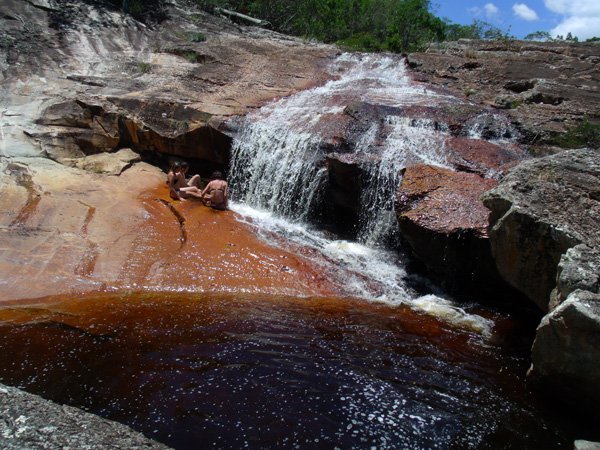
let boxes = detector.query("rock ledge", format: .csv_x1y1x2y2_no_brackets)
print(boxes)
0,383,170,449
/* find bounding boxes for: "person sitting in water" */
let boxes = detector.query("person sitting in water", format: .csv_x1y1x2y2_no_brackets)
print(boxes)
167,161,203,200
200,171,228,210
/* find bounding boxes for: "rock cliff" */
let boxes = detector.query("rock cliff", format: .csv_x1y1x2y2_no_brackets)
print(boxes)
483,149,600,410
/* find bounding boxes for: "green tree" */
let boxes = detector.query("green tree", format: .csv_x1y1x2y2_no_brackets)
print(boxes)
524,30,552,41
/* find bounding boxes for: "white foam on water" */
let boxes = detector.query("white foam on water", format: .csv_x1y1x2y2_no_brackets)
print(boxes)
229,53,494,337
230,202,493,337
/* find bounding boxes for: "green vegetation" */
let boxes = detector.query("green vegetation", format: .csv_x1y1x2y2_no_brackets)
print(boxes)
122,0,145,15
184,51,199,63
550,120,600,149
189,32,207,42
137,61,152,73
193,0,513,53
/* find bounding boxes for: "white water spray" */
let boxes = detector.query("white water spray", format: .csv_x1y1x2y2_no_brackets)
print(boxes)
229,54,493,336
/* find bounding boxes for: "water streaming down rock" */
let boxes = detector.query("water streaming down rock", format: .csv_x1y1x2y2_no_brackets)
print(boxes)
230,54,456,237
355,117,451,246
229,54,492,334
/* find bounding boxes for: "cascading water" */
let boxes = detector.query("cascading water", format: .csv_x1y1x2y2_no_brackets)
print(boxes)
230,54,455,225
355,117,451,246
229,54,491,334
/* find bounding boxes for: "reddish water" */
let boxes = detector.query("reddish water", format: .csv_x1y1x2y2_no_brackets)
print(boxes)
0,292,595,449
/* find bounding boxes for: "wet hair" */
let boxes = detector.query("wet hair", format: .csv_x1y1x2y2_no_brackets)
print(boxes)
171,161,189,172
210,171,223,180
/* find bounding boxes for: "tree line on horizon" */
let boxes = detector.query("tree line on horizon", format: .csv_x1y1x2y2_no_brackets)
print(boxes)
195,0,511,52
195,0,599,51
112,0,600,52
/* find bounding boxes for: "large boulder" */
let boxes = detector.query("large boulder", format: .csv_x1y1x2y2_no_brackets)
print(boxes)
527,245,600,409
484,149,600,411
528,288,600,408
482,149,600,311
395,164,502,292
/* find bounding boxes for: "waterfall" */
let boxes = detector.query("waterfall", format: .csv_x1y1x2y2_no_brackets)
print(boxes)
230,54,456,236
356,117,451,246
228,54,492,335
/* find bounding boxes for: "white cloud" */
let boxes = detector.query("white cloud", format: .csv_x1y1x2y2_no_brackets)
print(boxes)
513,3,539,21
468,6,482,16
544,0,600,39
484,3,499,18
552,16,600,39
544,0,600,16
468,3,500,20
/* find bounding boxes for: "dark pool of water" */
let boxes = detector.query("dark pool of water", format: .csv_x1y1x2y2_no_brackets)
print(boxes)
0,293,595,449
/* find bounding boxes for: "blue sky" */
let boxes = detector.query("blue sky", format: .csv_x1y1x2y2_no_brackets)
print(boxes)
433,0,600,40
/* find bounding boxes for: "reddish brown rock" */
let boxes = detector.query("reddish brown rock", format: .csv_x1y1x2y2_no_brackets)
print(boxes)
0,160,346,303
396,164,503,293
444,136,527,177
0,0,341,305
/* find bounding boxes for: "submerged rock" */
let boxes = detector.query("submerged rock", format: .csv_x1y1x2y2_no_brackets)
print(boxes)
482,148,600,311
0,383,170,449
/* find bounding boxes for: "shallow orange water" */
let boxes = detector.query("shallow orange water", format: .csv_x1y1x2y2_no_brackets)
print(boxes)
115,186,345,297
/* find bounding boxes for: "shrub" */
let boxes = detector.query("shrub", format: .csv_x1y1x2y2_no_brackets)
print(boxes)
550,120,600,149
137,61,152,73
189,32,207,42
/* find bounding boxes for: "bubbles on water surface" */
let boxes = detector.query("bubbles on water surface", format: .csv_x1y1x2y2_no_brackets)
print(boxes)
0,294,578,449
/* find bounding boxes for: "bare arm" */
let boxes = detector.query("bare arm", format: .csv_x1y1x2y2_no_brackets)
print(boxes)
200,180,214,197
167,172,180,200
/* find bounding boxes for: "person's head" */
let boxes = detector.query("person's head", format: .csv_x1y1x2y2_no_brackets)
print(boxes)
171,161,182,173
210,171,223,180
180,161,189,174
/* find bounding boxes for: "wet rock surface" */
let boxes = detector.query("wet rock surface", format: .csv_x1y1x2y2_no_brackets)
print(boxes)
0,0,338,302
407,40,600,149
0,382,170,449
482,149,600,311
443,136,526,177
395,164,502,292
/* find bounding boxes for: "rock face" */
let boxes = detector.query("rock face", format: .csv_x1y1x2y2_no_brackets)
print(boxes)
527,244,600,409
482,149,600,311
528,288,600,408
483,149,600,410
0,0,339,302
0,383,170,449
407,40,600,149
395,164,502,291
0,0,336,169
